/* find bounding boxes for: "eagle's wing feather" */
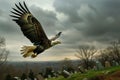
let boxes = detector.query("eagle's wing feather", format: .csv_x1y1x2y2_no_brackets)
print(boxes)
10,2,50,46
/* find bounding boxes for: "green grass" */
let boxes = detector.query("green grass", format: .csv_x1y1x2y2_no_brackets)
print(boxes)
48,65,120,80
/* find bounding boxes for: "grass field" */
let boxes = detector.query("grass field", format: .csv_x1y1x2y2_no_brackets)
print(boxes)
48,65,120,80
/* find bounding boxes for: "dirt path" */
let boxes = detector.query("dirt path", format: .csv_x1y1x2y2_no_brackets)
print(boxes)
90,70,120,80
105,71,120,80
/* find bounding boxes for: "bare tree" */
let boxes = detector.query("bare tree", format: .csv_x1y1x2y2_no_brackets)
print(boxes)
98,40,120,65
97,49,110,66
0,37,9,80
61,58,74,73
109,40,120,62
0,37,9,66
75,45,97,69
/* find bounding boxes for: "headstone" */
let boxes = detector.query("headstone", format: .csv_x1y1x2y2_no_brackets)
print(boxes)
45,78,48,80
93,65,97,70
78,66,84,73
82,78,88,80
53,72,57,77
96,61,104,70
63,70,71,76
112,60,116,66
34,78,37,80
115,62,119,66
13,77,20,80
62,70,71,78
36,74,44,80
48,75,51,78
105,61,111,68
74,71,77,74
58,71,61,74
84,69,88,72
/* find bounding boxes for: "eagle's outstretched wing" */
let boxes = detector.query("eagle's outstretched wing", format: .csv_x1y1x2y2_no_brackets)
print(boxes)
10,2,50,47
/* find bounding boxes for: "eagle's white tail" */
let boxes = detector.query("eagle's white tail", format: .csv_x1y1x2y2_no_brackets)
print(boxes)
21,46,37,58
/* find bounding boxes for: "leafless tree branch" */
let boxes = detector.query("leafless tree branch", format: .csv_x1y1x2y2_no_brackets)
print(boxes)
75,45,97,69
0,37,9,66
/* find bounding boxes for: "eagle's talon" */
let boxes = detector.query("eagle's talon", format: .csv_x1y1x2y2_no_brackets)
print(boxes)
31,53,37,58
20,45,37,57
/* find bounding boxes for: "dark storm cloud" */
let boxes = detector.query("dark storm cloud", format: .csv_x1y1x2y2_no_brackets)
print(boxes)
0,0,120,61
30,5,57,27
54,0,82,23
29,5,59,36
53,0,120,46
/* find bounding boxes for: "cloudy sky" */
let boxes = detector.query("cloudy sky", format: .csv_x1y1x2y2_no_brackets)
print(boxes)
0,0,120,61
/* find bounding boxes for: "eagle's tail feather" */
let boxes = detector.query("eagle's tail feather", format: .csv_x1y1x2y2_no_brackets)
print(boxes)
20,46,37,58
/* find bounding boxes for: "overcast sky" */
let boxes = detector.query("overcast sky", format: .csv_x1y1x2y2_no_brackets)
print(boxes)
0,0,120,61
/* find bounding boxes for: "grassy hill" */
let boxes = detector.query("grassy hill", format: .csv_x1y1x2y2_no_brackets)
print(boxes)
48,66,120,80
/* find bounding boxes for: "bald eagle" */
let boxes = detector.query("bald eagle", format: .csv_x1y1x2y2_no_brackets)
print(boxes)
10,2,62,58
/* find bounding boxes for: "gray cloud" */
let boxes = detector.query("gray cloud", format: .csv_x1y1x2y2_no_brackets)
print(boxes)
53,0,120,46
0,0,120,61
29,5,58,36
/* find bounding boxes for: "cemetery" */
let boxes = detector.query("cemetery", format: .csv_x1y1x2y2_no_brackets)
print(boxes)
48,65,120,80
4,61,120,80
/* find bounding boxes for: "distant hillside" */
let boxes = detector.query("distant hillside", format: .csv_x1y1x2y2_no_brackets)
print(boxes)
7,60,80,73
